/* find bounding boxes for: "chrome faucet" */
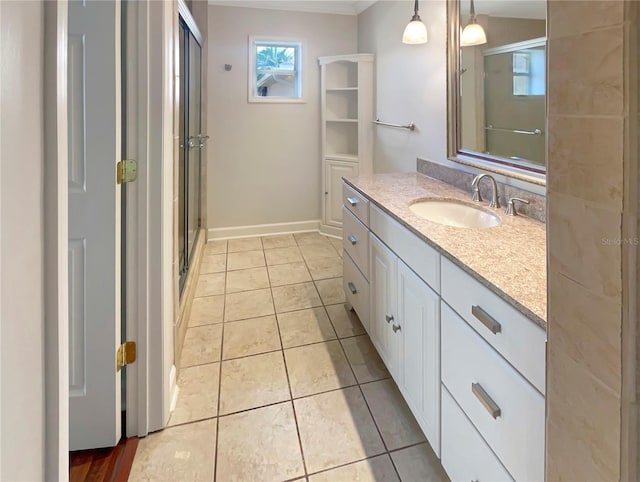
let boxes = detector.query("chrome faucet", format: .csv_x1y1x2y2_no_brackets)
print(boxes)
471,174,500,209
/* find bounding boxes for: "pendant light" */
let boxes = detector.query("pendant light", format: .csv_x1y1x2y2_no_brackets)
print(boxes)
402,0,428,45
461,0,487,47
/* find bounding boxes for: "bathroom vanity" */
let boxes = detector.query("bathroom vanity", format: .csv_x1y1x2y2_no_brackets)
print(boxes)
341,173,546,481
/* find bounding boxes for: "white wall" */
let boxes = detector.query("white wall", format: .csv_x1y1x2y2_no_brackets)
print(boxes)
207,5,357,233
358,0,448,173
0,1,46,480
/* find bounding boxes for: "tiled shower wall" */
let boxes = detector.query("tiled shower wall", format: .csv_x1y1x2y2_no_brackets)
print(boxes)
546,1,638,480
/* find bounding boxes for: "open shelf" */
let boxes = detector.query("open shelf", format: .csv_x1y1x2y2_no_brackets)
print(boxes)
326,118,358,123
325,153,359,162
326,90,358,120
326,87,358,92
325,61,358,89
326,122,358,158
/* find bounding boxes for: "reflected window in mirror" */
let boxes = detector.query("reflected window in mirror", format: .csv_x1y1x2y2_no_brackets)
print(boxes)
449,0,547,180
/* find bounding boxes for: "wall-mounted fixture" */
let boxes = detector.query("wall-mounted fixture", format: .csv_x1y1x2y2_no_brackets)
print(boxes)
402,0,428,44
460,0,487,46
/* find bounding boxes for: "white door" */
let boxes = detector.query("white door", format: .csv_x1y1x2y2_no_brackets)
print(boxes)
396,260,441,456
324,160,357,227
68,0,122,450
368,233,398,377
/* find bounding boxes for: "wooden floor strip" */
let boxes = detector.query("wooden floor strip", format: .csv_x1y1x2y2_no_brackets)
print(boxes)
69,437,139,482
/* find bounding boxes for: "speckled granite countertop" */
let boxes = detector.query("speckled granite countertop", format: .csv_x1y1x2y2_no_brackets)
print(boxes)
345,172,547,329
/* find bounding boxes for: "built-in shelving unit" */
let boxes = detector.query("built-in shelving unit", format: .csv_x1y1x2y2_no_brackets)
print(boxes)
318,53,374,237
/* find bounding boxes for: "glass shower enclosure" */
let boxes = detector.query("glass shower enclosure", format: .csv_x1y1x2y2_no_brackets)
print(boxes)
178,17,204,294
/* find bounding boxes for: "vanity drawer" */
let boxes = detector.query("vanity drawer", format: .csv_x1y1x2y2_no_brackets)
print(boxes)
343,251,370,331
342,207,369,279
441,257,546,394
343,182,370,226
369,204,440,293
441,302,545,482
441,386,513,482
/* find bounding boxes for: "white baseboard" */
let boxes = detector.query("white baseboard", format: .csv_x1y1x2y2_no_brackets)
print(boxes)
319,224,342,239
208,219,321,240
169,364,179,413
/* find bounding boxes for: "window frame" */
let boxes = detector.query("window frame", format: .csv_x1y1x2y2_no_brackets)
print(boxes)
248,36,305,104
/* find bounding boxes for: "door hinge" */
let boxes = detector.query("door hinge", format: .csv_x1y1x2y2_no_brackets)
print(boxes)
116,159,137,184
117,341,137,369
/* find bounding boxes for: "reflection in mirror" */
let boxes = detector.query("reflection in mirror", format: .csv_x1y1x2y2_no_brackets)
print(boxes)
453,0,547,174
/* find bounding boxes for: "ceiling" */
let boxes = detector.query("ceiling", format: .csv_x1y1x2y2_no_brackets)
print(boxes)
460,0,546,20
207,0,378,16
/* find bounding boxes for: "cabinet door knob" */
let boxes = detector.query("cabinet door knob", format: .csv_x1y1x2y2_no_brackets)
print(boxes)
346,197,358,206
385,315,394,323
472,305,502,335
392,324,401,333
347,282,357,294
348,234,357,245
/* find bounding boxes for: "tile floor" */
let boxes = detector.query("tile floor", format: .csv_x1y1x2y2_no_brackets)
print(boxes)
129,233,449,482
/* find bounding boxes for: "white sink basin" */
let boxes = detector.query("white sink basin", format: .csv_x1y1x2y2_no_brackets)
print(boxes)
409,199,501,229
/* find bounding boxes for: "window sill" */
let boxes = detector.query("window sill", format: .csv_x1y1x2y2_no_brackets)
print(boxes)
248,97,307,104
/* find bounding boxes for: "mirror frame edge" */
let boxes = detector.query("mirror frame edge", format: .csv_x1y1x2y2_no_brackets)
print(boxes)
446,0,547,188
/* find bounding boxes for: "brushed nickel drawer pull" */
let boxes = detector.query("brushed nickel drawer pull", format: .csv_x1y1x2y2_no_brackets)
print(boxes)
385,315,394,323
392,324,401,333
472,382,501,419
348,234,357,245
348,282,357,294
472,305,502,334
346,197,359,206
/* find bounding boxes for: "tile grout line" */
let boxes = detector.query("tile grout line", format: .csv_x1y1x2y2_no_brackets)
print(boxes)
264,244,310,480
212,244,228,482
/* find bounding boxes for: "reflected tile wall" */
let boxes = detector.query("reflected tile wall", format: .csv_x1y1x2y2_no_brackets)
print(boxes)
546,1,637,480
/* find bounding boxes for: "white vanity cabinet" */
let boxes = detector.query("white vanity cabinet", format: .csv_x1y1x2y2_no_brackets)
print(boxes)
341,180,546,481
368,218,442,455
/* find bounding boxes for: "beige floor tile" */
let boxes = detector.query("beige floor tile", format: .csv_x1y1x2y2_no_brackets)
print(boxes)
265,246,304,265
188,295,224,327
309,454,399,482
341,335,390,384
268,262,312,287
272,282,322,313
306,257,343,280
205,239,227,255
222,315,281,360
300,243,340,260
180,324,223,368
216,402,305,482
326,303,366,338
194,273,225,298
219,351,290,415
226,250,265,271
284,340,356,398
329,238,343,257
361,379,426,450
390,443,449,482
315,277,346,305
278,307,337,348
262,233,297,249
129,419,217,482
225,267,270,293
224,288,274,322
227,237,263,253
294,387,386,473
168,363,219,426
199,253,226,274
295,232,333,246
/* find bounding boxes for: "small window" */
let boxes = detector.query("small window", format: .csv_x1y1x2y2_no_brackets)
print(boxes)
248,37,303,103
512,48,545,96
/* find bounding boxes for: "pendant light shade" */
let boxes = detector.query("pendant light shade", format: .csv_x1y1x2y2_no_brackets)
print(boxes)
460,0,487,47
402,0,428,44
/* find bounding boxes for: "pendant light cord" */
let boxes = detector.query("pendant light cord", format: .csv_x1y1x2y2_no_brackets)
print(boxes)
469,0,476,21
412,0,421,21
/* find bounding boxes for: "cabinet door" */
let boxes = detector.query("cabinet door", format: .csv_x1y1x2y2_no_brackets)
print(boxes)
324,160,357,227
369,233,398,378
396,260,441,456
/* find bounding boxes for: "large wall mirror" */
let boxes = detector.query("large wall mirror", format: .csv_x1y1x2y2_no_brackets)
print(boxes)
448,0,547,181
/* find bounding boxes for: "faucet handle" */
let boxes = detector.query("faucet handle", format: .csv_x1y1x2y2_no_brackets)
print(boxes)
505,197,530,216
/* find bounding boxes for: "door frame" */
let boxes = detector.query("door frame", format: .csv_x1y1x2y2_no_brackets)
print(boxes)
123,0,177,436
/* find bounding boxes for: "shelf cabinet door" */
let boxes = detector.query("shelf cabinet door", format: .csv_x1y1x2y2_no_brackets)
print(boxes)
396,260,441,456
369,233,399,378
324,160,357,227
